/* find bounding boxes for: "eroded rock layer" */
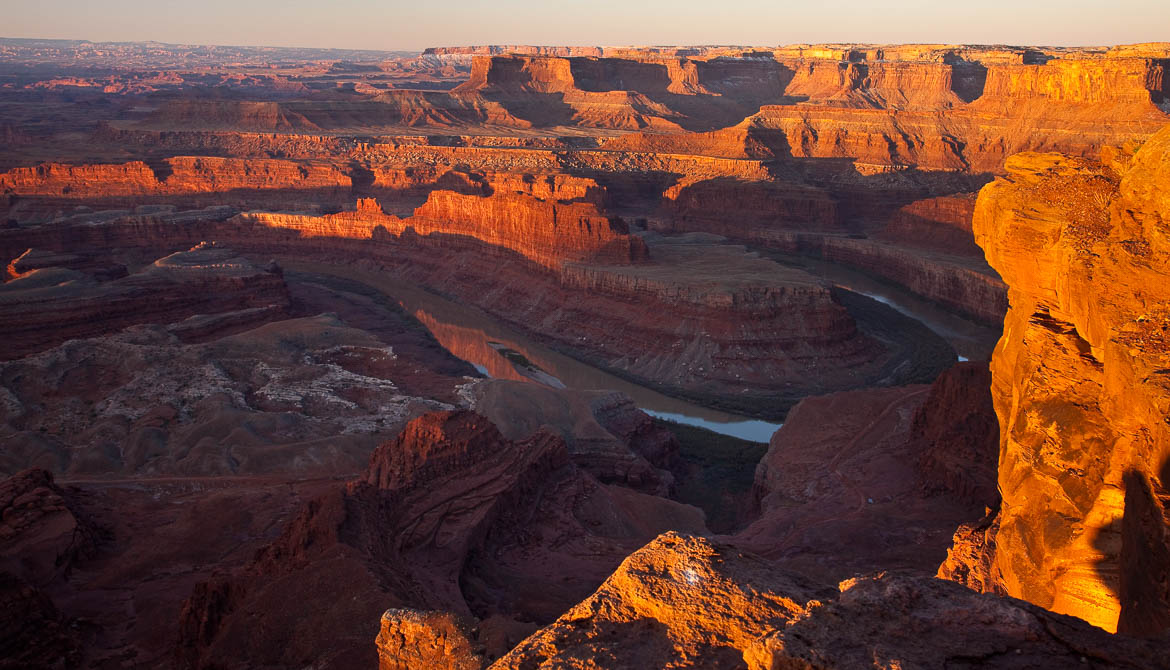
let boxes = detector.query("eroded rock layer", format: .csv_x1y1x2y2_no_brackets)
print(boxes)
943,124,1170,633
0,242,290,359
416,533,1170,670
1,174,950,417
178,410,705,669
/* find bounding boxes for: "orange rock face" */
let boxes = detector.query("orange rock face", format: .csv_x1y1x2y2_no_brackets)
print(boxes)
491,532,823,669
8,40,1170,668
478,532,1169,670
375,609,486,670
0,157,352,198
234,172,647,269
944,124,1170,633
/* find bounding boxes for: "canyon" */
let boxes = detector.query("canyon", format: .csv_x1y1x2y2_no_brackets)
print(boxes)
1,38,1169,669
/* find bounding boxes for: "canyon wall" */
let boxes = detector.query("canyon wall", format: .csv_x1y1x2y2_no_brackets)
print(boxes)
177,410,705,669
0,157,352,198
945,125,1170,633
0,185,943,419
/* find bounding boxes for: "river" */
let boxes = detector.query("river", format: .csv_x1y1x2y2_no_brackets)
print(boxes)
283,254,1000,443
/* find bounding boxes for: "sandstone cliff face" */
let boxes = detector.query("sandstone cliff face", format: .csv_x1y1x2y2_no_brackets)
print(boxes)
881,194,981,255
0,194,936,418
605,52,1168,171
0,157,352,198
909,361,999,509
973,58,1168,110
780,59,966,110
946,124,1170,633
0,469,100,586
412,187,647,267
0,469,96,668
240,171,648,270
749,231,1008,325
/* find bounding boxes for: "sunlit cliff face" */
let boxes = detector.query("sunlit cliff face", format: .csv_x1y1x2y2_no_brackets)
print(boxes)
960,125,1170,632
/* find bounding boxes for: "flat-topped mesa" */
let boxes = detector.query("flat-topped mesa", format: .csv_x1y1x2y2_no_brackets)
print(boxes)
778,59,967,110
455,55,577,94
978,56,1169,108
240,173,648,269
454,54,773,100
607,48,1168,170
0,157,351,199
941,124,1170,634
413,190,646,267
425,46,606,58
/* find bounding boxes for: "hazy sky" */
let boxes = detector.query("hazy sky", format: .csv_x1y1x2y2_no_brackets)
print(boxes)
7,0,1170,52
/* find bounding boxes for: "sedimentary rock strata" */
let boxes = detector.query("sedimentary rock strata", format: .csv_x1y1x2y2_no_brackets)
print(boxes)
735,361,998,582
943,124,1170,633
0,468,99,585
178,411,705,669
0,313,465,476
469,379,678,495
0,243,290,359
1,179,952,416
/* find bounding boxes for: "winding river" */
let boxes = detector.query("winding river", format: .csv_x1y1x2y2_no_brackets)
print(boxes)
284,251,1000,443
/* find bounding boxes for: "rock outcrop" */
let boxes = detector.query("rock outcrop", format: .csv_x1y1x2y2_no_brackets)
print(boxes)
0,572,83,670
0,468,99,585
476,533,1170,670
0,469,95,669
942,124,1170,633
0,312,462,476
178,411,705,669
743,572,1170,670
490,532,825,669
736,361,998,583
910,361,999,508
0,157,350,197
0,190,951,417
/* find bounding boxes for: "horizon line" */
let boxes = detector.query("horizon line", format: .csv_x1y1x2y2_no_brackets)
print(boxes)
4,35,1168,55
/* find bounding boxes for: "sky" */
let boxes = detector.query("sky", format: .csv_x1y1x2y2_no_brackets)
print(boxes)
6,0,1170,52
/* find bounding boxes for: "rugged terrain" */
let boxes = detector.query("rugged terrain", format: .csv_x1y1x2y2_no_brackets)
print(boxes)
2,39,1169,669
939,122,1170,635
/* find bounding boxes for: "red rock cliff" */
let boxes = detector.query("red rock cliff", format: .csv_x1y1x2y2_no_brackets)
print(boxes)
0,157,352,199
946,124,1170,633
